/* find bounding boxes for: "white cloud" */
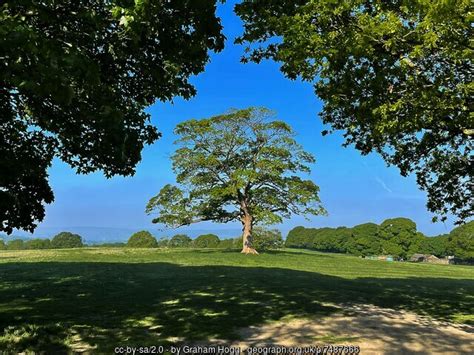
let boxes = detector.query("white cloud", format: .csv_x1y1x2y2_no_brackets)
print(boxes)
375,176,393,193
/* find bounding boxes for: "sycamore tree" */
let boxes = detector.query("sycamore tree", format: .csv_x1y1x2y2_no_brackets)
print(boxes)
235,0,473,224
146,107,325,254
1,0,224,234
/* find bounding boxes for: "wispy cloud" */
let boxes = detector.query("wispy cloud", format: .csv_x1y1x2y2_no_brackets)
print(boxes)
375,176,393,193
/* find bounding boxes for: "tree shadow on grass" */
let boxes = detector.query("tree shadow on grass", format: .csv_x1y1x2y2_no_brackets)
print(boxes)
0,262,472,353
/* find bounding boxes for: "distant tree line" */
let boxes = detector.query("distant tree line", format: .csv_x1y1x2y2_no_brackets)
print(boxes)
2,220,471,261
0,232,83,250
286,219,473,261
0,228,284,252
125,228,284,251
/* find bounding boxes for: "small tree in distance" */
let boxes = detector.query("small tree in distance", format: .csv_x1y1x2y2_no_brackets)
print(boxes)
51,232,83,249
193,234,220,248
169,234,192,248
127,231,157,248
146,107,326,254
252,227,284,251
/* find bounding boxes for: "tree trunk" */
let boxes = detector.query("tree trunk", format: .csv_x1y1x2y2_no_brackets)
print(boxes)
241,214,258,255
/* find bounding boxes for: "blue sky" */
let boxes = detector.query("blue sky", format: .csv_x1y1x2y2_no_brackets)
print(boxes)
31,1,455,238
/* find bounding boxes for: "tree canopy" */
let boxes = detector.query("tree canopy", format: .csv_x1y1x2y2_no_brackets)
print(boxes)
127,231,157,248
1,0,224,234
252,227,284,251
378,218,424,258
235,0,473,223
51,232,83,249
448,221,473,261
285,218,474,260
169,234,192,248
193,234,220,248
146,107,325,253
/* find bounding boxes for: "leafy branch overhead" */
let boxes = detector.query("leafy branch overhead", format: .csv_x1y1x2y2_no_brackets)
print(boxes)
235,0,473,223
0,0,224,233
146,108,326,252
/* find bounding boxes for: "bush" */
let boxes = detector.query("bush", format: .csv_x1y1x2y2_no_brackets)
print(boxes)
25,238,51,250
253,227,284,251
7,239,25,250
127,231,157,248
169,234,192,248
0,240,5,250
193,234,220,248
51,232,83,249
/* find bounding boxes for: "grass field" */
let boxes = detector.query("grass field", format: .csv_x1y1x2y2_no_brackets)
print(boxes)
0,248,473,353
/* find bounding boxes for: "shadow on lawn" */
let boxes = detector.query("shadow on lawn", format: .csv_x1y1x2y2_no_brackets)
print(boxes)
0,262,472,353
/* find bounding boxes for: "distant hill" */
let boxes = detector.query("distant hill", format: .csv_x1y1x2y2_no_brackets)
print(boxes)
0,233,32,242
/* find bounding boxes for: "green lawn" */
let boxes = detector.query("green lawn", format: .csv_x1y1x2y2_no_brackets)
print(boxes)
0,248,473,353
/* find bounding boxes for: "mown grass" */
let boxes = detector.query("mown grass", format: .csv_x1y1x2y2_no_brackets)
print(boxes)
0,248,473,353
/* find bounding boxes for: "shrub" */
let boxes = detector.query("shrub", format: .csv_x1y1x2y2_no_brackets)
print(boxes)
0,240,5,250
127,231,157,248
193,234,220,248
51,232,83,249
169,234,192,248
7,239,25,250
25,238,51,250
252,227,284,251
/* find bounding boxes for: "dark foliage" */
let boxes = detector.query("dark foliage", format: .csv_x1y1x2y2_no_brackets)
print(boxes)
235,0,473,223
1,0,224,233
